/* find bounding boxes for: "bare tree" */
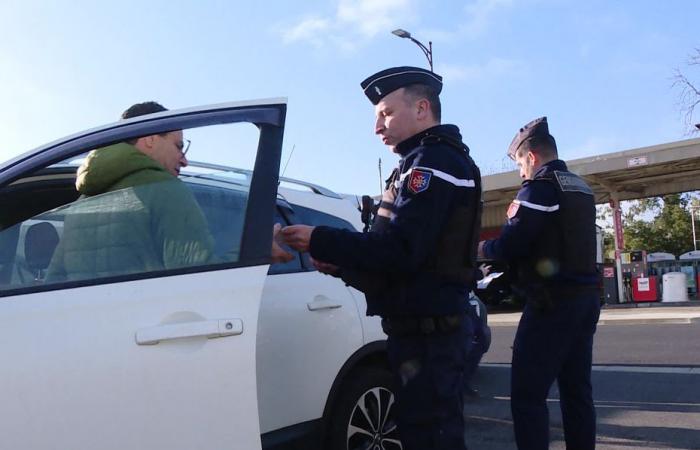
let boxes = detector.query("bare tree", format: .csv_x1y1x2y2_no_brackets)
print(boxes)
672,48,700,134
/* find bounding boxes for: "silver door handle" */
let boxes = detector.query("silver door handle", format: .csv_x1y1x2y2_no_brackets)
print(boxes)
136,319,243,345
307,295,343,311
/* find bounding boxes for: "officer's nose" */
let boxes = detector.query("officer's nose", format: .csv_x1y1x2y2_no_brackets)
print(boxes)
180,154,189,168
375,117,385,135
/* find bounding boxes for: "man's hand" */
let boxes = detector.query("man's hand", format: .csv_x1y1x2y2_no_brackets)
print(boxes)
271,223,294,264
310,256,339,276
280,224,316,252
478,263,492,278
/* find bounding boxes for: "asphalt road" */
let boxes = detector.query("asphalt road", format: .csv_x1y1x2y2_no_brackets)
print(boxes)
484,321,700,366
466,320,700,449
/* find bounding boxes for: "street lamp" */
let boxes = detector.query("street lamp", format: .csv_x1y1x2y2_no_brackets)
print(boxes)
391,28,433,72
691,205,699,251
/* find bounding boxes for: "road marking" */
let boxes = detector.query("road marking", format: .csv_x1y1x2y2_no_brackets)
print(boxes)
490,396,700,408
464,412,675,447
591,365,700,374
481,362,700,375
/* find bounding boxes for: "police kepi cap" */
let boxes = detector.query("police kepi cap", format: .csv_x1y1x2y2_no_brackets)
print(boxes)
361,66,443,105
507,116,552,159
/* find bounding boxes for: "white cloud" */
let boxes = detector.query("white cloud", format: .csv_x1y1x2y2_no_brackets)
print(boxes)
462,0,514,39
414,0,514,45
567,136,626,159
438,58,524,83
337,0,414,38
279,0,417,50
281,16,331,47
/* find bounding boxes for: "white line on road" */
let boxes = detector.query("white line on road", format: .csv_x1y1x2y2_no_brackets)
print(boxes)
490,396,700,408
481,362,700,375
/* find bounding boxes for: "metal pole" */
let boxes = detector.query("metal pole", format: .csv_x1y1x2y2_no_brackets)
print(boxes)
611,196,626,303
692,206,698,251
393,30,434,72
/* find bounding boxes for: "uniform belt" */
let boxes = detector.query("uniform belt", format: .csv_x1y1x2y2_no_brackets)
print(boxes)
381,315,463,337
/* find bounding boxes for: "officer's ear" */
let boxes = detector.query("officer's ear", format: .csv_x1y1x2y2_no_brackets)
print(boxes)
415,98,431,120
527,149,539,166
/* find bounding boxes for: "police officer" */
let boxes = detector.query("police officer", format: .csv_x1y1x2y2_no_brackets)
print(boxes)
478,117,600,450
463,265,492,398
282,66,482,450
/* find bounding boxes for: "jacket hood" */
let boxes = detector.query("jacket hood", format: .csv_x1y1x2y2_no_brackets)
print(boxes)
76,143,170,195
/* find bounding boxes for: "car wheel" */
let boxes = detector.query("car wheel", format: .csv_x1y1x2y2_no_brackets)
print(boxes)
328,367,402,450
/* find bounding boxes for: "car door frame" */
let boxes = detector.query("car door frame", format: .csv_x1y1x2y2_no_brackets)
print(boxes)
0,99,287,296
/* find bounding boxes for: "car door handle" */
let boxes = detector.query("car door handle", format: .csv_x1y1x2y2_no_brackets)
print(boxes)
307,295,343,311
135,319,243,345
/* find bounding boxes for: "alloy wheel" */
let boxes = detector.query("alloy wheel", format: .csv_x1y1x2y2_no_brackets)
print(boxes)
346,386,402,450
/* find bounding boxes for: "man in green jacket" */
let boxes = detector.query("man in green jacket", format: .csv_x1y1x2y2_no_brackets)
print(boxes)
47,102,216,282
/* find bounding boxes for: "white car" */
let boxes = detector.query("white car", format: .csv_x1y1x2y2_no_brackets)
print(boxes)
0,100,400,450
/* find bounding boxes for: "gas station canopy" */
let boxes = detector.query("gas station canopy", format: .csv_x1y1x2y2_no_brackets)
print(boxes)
481,137,700,231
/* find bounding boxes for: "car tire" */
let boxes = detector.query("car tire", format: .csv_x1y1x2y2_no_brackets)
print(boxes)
328,367,402,450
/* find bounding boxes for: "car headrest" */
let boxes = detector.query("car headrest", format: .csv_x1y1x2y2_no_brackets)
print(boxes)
24,222,60,272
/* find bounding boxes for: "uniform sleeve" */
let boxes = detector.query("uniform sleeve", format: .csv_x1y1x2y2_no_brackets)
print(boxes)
482,180,559,261
310,150,477,274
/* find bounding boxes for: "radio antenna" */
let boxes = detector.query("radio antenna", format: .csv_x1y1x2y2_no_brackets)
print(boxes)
378,158,383,195
280,144,296,179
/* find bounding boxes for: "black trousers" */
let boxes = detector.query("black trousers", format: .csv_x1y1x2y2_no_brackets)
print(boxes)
511,289,601,450
387,329,467,450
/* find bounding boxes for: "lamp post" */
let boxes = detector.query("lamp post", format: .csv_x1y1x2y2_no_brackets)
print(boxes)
391,28,433,72
691,205,699,251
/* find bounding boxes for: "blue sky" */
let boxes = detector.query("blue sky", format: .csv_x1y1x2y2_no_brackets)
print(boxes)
1,0,698,195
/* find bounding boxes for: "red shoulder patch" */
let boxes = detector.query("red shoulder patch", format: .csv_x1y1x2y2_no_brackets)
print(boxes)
506,201,520,219
407,169,432,194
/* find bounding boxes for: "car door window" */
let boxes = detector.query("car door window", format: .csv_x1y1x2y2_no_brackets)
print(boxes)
0,122,268,293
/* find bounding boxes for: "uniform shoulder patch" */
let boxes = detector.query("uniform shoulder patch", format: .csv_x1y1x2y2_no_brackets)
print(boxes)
553,171,593,195
408,168,432,194
506,200,520,219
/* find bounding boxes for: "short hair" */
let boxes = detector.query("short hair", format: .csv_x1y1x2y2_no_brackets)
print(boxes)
517,134,558,159
121,101,167,120
402,84,441,122
121,102,168,145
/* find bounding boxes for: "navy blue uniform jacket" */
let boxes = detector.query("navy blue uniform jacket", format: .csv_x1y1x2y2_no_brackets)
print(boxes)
482,159,598,288
309,124,481,317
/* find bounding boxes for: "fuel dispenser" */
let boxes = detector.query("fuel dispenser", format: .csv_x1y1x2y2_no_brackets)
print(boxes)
601,265,618,304
622,250,657,302
679,251,700,299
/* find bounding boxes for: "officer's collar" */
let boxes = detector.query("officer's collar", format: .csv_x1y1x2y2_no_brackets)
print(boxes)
394,124,460,156
534,159,567,178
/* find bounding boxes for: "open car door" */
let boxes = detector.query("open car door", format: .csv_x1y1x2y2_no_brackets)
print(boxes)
0,100,286,450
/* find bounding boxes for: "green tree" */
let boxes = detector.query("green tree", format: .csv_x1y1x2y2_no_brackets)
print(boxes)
596,204,616,261
623,194,694,256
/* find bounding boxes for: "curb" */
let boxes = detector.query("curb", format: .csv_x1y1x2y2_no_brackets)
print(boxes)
597,317,694,325
489,316,698,327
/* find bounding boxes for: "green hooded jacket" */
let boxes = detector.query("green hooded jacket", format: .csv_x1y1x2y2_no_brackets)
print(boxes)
47,143,215,282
